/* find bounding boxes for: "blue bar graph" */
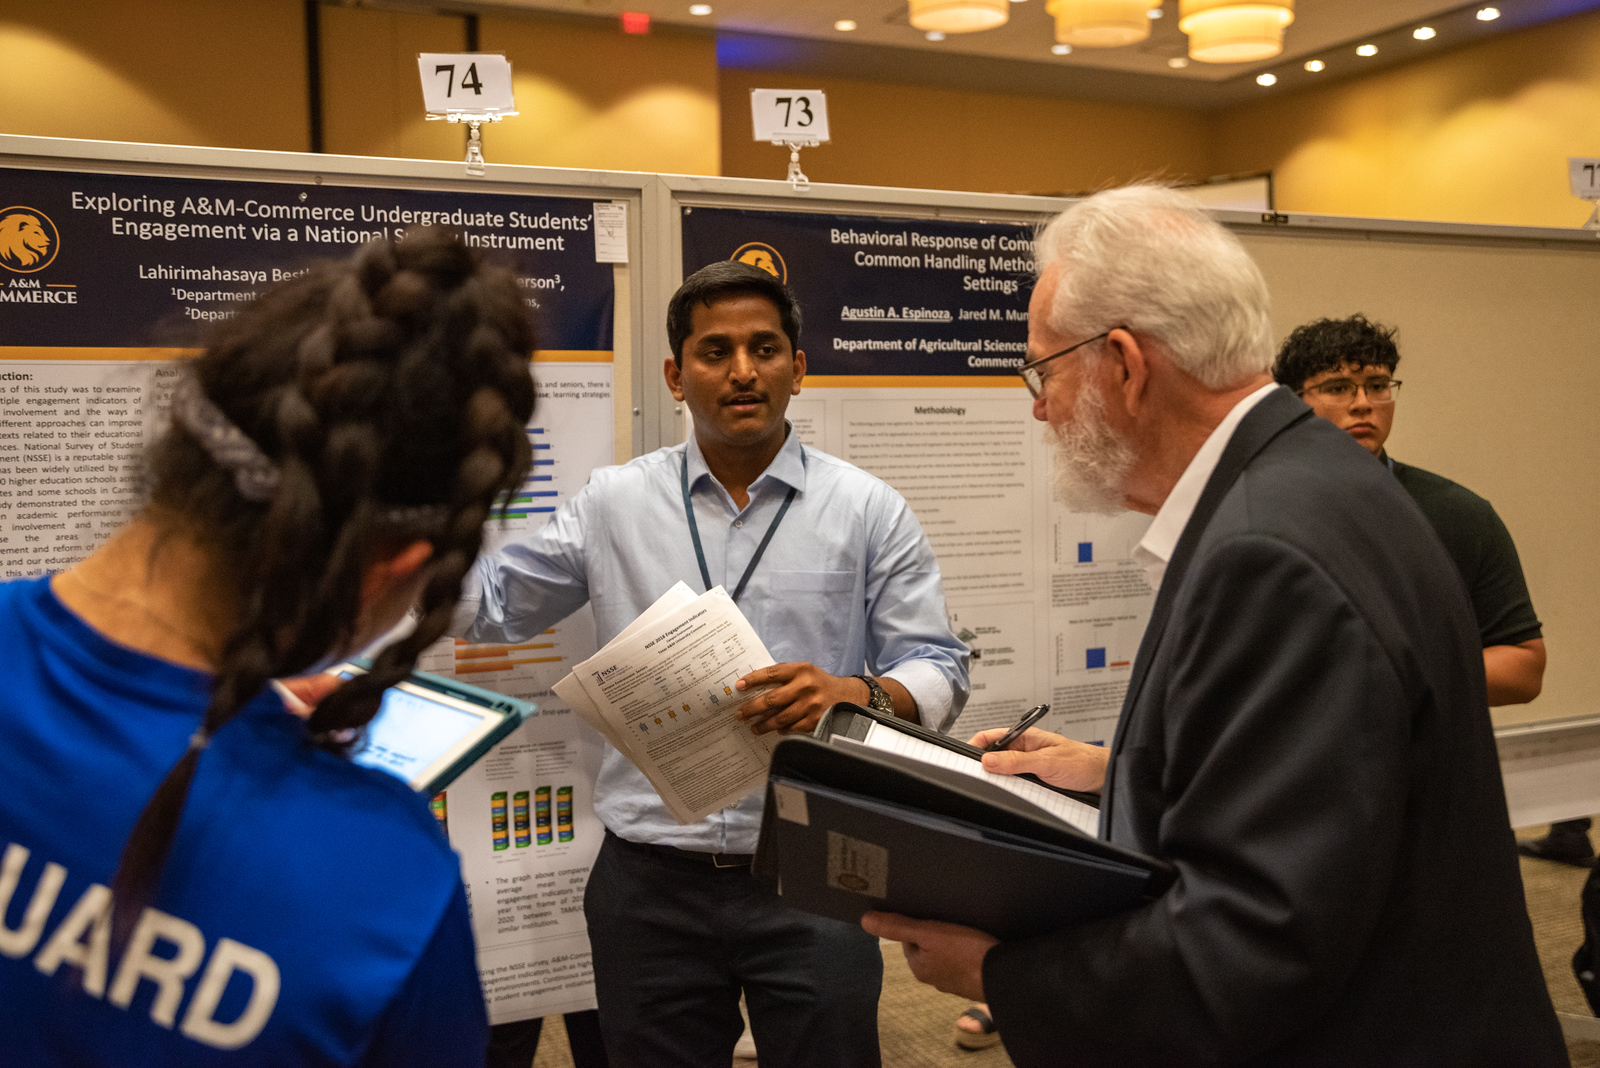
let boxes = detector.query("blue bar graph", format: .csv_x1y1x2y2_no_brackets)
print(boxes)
1086,647,1107,670
1077,541,1093,563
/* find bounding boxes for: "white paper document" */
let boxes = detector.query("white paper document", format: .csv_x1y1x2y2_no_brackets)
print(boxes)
858,721,1100,836
552,584,780,824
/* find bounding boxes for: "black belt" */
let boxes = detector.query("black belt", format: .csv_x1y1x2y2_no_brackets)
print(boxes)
606,829,753,869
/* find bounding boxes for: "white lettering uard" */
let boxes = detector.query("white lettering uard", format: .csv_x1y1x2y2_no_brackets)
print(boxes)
6,841,281,1049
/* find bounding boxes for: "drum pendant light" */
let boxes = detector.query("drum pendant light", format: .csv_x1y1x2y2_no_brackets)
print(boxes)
1045,0,1152,47
908,0,1010,34
1178,0,1295,63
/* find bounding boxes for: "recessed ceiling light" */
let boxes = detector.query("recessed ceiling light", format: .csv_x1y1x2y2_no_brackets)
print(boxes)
1051,43,1072,54
1304,59,1325,72
1148,6,1164,17
1477,6,1500,20
1256,72,1277,86
925,29,945,39
1413,26,1436,40
1168,56,1189,68
1356,44,1378,56
835,19,857,30
689,3,711,13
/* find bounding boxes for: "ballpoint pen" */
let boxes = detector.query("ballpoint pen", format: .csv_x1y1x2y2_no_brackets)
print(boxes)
983,702,1051,753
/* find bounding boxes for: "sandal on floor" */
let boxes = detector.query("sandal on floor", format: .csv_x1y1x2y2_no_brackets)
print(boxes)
953,1005,1001,1051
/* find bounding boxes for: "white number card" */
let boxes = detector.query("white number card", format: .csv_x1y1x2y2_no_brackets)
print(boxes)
751,89,830,144
417,53,516,114
1571,158,1600,200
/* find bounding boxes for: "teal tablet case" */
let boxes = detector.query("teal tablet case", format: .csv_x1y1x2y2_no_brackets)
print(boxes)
345,661,537,794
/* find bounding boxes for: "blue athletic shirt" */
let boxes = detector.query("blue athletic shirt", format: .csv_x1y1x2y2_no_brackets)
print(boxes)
0,577,488,1066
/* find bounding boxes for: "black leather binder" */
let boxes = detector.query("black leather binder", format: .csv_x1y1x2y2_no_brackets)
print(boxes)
754,704,1174,941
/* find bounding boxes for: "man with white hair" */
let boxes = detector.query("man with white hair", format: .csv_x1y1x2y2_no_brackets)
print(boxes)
865,185,1566,1066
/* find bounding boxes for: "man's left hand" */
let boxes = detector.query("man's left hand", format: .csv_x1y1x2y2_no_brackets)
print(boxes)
861,912,996,1002
735,662,866,735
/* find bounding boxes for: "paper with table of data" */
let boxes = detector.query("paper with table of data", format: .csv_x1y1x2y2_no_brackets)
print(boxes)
553,584,780,824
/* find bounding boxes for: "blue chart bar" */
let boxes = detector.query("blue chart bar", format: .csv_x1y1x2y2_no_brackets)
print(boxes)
1078,541,1093,563
506,506,557,516
1086,647,1107,670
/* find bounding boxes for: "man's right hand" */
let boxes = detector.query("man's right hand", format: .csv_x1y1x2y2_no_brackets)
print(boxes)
968,727,1110,794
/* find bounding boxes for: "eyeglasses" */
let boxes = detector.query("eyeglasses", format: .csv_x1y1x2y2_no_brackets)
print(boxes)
1018,331,1112,398
1296,377,1403,406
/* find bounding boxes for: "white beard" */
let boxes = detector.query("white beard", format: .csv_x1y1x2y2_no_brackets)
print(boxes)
1044,380,1133,515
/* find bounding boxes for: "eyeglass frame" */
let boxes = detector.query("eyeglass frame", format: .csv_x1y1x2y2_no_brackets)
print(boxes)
1017,330,1113,398
1294,376,1403,407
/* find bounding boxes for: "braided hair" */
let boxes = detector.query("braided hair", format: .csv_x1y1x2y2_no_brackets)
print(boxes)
112,227,535,939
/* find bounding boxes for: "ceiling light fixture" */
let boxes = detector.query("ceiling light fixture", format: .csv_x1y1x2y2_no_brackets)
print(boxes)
1149,6,1164,17
1413,25,1436,40
1356,43,1377,56
1178,0,1295,63
1052,42,1073,53
1303,58,1323,71
909,0,1010,33
1168,55,1189,67
689,3,711,13
1477,7,1500,20
1046,0,1152,47
834,19,857,30
927,29,947,38
1256,72,1276,85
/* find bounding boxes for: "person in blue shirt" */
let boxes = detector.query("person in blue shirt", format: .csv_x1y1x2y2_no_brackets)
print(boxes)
0,228,536,1066
457,259,971,1067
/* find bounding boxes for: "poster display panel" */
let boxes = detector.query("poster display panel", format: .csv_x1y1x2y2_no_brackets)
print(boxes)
681,206,1153,745
0,163,618,1022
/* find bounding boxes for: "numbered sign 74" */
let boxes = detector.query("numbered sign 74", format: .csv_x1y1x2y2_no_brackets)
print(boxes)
751,89,831,144
417,53,516,115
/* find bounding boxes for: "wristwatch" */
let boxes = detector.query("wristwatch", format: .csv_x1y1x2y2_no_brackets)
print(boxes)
853,674,895,716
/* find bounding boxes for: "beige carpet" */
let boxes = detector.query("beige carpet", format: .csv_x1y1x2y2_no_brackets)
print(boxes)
527,826,1596,1068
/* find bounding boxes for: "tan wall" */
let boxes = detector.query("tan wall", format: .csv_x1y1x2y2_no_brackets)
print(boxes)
719,68,1213,194
0,0,307,152
1215,9,1600,227
321,7,469,163
481,14,719,175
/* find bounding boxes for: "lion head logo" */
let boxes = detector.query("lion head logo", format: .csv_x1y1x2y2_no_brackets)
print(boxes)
0,208,59,274
730,242,786,284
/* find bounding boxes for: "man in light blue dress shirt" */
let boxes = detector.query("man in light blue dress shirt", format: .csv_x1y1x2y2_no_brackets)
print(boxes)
457,260,970,1067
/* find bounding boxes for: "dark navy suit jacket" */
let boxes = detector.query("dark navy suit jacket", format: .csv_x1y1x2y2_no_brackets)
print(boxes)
984,387,1566,1067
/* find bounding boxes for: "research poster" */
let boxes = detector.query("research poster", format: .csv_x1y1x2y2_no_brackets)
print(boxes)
682,206,1154,745
0,164,616,1021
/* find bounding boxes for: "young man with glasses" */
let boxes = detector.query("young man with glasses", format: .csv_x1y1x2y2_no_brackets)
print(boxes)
1272,316,1575,864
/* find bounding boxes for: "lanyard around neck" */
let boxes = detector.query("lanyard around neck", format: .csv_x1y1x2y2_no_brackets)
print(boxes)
681,446,804,603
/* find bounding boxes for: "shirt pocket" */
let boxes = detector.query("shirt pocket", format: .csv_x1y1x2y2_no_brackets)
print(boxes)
764,570,859,669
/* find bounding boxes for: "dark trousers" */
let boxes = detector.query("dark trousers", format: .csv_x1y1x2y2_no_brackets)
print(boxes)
584,831,883,1068
488,1012,609,1068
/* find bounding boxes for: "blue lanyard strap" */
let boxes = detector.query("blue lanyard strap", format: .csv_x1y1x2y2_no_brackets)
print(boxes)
680,446,803,603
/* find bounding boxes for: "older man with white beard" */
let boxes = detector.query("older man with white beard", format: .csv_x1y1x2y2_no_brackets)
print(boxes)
863,185,1565,1067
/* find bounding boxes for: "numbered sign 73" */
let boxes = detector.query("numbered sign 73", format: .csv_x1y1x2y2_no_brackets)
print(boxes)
751,89,831,144
1571,158,1600,200
417,53,516,115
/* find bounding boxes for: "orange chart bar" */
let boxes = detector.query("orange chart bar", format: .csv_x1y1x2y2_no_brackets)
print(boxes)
455,643,555,660
456,655,564,674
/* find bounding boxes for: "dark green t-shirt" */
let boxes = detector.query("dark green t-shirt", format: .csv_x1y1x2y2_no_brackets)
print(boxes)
1389,457,1542,648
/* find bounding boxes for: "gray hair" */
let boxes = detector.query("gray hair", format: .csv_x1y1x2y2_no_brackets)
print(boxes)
1034,184,1273,389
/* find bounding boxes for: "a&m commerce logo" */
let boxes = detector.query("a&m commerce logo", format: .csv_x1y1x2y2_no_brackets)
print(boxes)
729,241,786,284
0,206,61,274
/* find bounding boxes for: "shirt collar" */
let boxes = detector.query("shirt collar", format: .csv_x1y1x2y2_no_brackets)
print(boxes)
1133,381,1280,591
684,421,807,500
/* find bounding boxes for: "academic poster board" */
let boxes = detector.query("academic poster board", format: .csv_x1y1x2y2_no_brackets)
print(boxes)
680,205,1154,746
0,143,638,1024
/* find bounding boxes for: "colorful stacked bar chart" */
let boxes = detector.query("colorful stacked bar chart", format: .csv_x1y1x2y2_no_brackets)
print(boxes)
503,427,558,519
490,791,509,852
557,786,573,842
536,786,553,845
513,790,531,848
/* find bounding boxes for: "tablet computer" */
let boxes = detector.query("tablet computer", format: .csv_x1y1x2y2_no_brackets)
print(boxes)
329,664,536,794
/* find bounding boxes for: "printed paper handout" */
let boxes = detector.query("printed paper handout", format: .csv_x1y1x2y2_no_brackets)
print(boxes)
553,583,779,823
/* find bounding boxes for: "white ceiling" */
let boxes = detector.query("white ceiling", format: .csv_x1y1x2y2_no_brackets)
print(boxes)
483,0,1477,80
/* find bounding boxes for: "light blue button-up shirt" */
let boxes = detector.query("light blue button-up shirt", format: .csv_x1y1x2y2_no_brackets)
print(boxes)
457,427,970,853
